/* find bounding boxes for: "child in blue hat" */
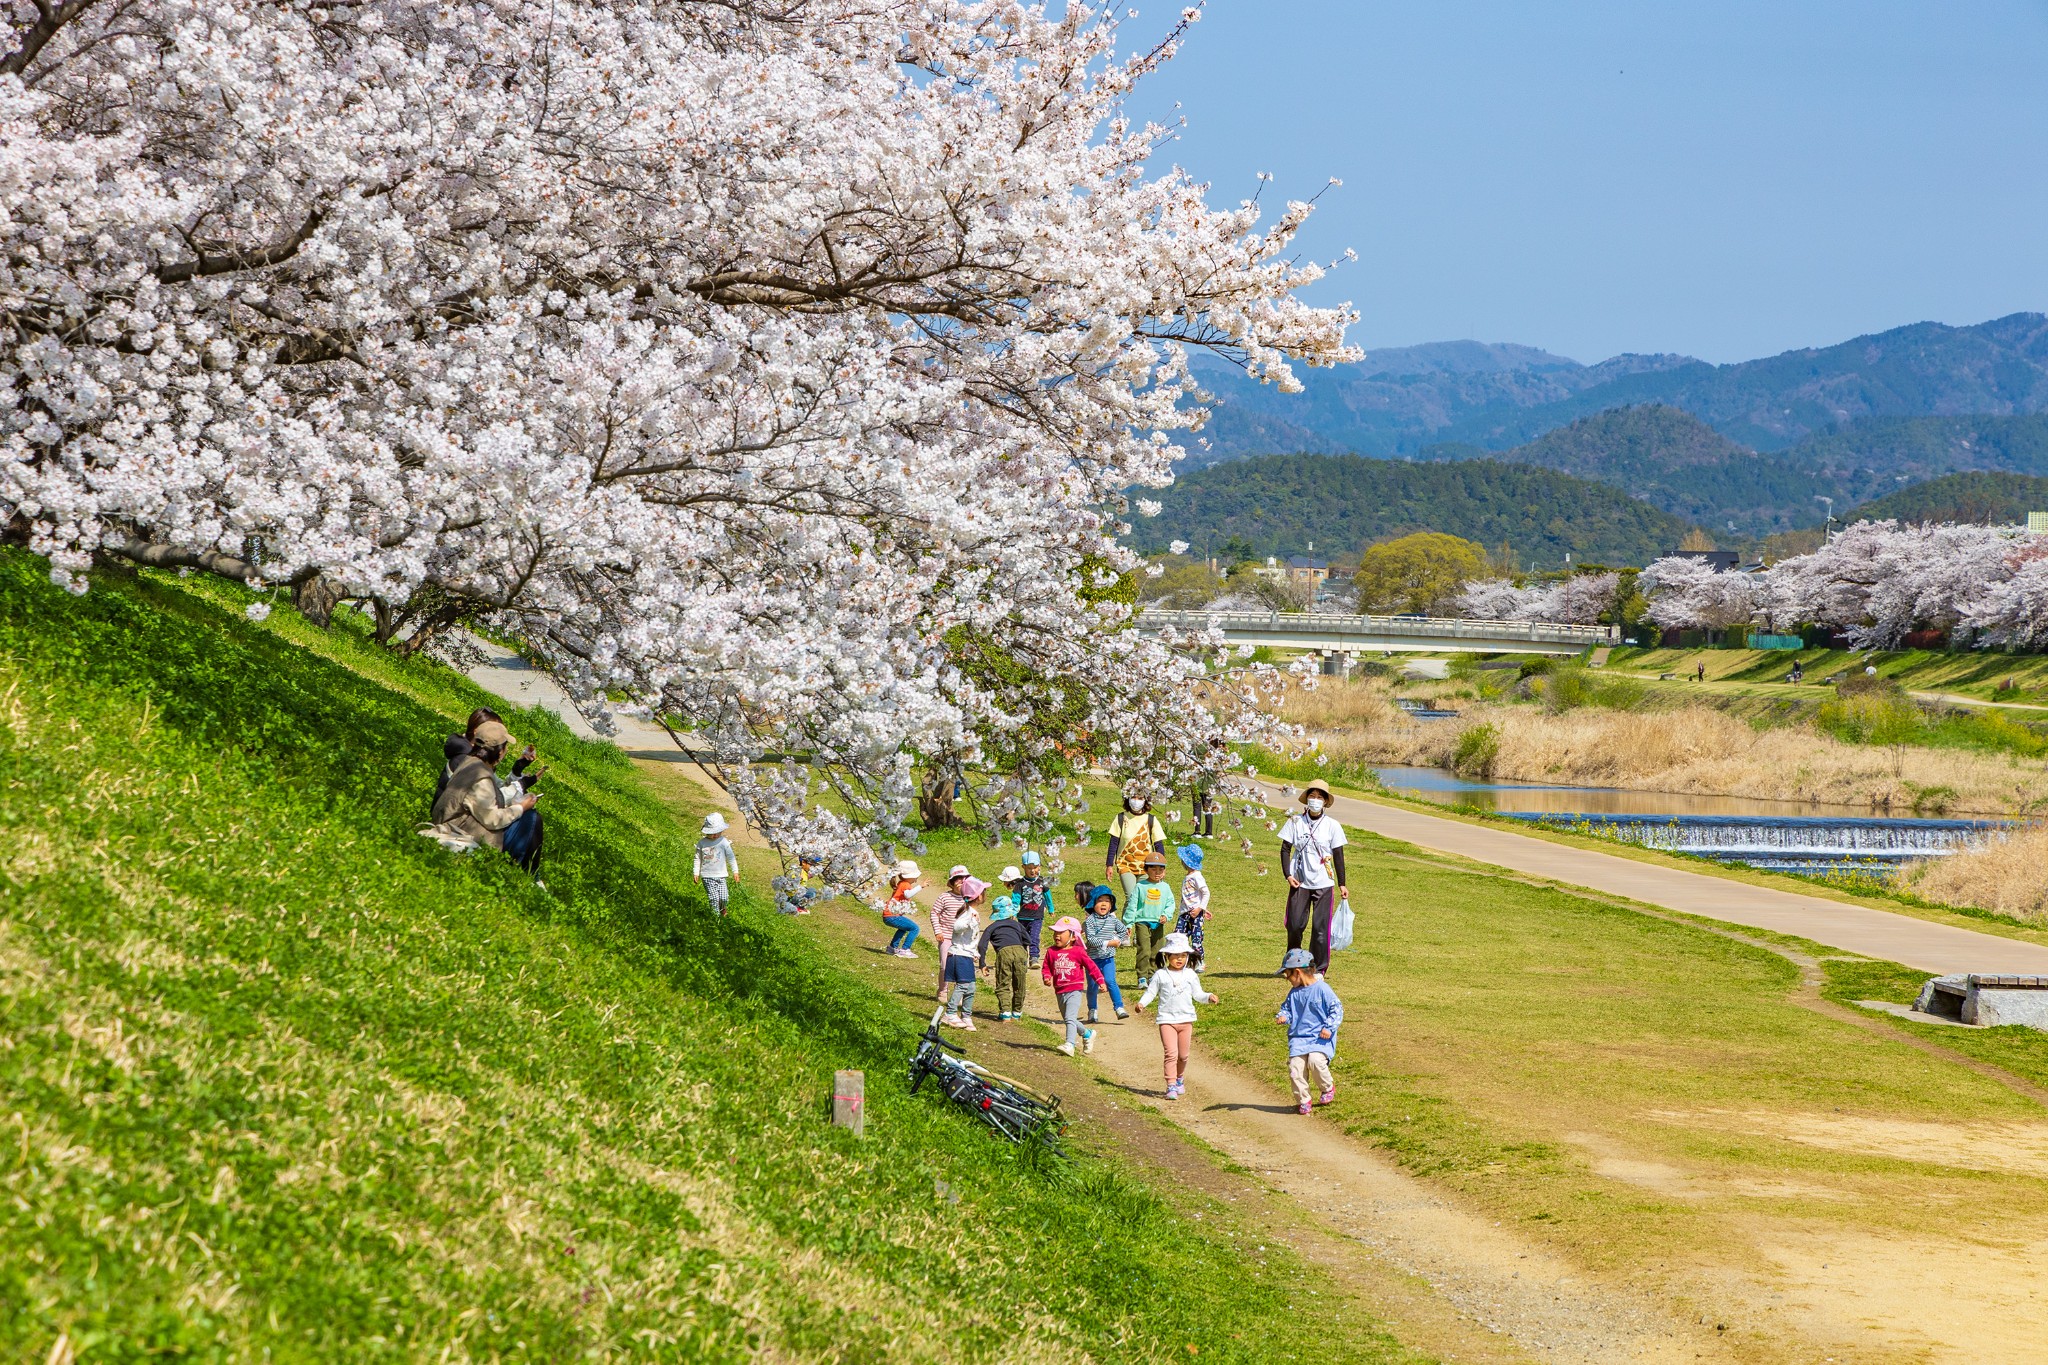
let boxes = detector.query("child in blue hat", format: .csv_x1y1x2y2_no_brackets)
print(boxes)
1175,843,1210,971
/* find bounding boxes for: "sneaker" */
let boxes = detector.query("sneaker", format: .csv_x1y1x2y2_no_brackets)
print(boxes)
1297,1103,1313,1116
1085,1012,1098,1024
1114,1007,1129,1020
961,1020,977,1032
1165,1081,1182,1100
1136,976,1149,989
1082,1028,1097,1055
1056,1042,1076,1057
1319,1086,1336,1106
941,1014,964,1028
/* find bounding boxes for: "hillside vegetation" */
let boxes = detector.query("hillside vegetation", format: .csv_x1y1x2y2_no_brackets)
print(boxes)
1140,452,1693,565
1843,469,2048,525
1188,312,2048,462
0,550,1411,1363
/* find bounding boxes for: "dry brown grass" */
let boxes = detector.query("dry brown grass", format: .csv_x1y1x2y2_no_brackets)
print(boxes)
1283,679,2048,816
1904,825,2048,922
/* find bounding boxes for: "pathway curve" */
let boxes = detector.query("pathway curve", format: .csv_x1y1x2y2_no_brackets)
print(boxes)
1270,782,2048,976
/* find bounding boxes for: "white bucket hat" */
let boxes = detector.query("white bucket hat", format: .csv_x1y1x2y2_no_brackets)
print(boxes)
895,859,921,880
701,812,729,835
1158,932,1194,957
999,865,1022,883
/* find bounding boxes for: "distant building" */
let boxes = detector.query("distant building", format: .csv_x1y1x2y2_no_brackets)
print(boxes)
1282,555,1330,586
1666,549,1739,572
2028,511,2048,533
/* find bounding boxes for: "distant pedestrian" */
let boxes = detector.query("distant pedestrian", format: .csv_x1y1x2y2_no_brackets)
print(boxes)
1013,850,1053,966
882,860,923,957
942,878,988,1030
1275,948,1344,1116
1136,932,1217,1100
1081,886,1131,1023
1124,852,1176,989
1695,662,1706,683
1278,781,1347,973
693,812,739,916
1176,843,1211,970
1041,917,1107,1057
980,893,1033,1021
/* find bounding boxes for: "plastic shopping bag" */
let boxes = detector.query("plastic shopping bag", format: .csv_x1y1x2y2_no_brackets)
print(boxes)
1329,898,1355,953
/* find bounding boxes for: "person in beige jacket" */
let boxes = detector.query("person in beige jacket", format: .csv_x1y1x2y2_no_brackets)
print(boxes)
427,720,541,865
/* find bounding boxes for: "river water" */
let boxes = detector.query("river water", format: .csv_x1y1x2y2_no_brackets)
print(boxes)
1372,765,2013,875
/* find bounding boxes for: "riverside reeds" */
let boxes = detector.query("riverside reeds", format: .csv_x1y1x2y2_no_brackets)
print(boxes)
1904,825,2048,922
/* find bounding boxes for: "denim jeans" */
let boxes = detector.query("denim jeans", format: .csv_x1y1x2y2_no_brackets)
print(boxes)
1086,955,1125,1013
502,808,543,870
883,914,920,951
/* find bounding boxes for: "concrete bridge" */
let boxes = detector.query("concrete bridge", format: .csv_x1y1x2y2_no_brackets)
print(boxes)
1136,608,1616,658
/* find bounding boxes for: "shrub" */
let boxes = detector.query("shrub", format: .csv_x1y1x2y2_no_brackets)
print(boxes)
1452,722,1501,778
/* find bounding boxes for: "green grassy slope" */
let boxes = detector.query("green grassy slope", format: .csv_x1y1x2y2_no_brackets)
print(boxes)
0,551,1417,1364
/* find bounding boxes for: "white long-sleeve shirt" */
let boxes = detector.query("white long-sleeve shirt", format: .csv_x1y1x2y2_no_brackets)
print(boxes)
1139,967,1211,1024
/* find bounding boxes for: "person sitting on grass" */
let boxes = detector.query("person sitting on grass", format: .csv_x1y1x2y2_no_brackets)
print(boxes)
1081,886,1130,1024
979,893,1033,1022
1275,948,1344,1116
694,813,740,915
426,719,542,871
882,860,923,958
1041,917,1106,1057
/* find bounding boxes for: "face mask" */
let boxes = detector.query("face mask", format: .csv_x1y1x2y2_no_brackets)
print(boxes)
1126,798,1142,812
1306,798,1325,816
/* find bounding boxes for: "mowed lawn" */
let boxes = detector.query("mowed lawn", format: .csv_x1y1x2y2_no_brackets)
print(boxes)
858,790,2048,1339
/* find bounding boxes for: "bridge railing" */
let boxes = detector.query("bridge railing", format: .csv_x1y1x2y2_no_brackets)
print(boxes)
1137,608,1613,648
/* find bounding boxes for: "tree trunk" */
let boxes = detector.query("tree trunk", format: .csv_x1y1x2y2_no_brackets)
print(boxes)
919,769,962,828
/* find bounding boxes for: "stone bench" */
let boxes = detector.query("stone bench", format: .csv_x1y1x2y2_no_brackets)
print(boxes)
1912,974,2048,1028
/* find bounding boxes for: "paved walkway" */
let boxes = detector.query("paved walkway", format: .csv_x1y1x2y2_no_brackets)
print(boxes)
455,632,687,758
1290,783,2048,975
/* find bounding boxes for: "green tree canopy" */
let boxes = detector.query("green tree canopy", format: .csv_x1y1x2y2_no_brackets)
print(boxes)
1354,532,1488,614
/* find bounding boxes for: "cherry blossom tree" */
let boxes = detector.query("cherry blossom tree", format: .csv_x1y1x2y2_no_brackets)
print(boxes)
1763,521,2015,648
0,0,1355,876
1456,572,1617,624
1637,556,1759,631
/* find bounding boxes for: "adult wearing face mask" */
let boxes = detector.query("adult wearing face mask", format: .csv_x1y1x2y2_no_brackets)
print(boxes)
1278,781,1347,973
1104,792,1171,918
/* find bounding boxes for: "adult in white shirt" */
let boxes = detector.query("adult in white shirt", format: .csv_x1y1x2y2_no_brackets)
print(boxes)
1277,780,1347,972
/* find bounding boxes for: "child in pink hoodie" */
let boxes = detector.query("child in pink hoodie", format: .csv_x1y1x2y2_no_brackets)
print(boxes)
1040,917,1107,1057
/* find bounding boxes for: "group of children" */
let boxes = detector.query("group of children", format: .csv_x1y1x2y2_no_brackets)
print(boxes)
878,836,1345,1111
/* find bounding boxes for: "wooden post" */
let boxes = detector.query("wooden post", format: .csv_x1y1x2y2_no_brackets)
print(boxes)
832,1070,865,1137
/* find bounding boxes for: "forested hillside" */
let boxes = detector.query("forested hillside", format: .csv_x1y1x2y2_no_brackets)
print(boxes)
1188,312,2048,464
1843,470,2048,525
1140,453,1694,566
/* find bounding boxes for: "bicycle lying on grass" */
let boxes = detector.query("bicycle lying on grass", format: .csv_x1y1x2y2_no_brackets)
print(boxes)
908,1007,1066,1151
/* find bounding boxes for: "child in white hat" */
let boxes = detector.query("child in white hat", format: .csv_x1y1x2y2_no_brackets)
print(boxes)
1135,932,1217,1100
883,860,923,957
693,813,739,916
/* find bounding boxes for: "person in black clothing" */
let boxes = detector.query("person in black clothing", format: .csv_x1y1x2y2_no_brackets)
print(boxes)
979,902,1035,1021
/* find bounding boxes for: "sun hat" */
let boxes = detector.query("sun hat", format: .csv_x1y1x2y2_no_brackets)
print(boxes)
471,719,513,751
999,864,1023,884
948,864,971,882
990,894,1018,920
894,859,921,881
1278,948,1316,974
1087,886,1117,910
1021,850,1041,866
1158,932,1193,957
1299,780,1334,805
1177,844,1204,870
1051,915,1083,937
1141,851,1168,868
701,812,729,835
960,876,991,902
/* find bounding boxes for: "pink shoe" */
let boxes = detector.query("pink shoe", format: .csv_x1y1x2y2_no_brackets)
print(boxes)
961,1019,977,1032
1296,1102,1312,1116
1319,1086,1336,1106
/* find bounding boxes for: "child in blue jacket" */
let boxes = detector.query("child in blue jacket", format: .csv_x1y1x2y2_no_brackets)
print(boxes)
1274,948,1343,1115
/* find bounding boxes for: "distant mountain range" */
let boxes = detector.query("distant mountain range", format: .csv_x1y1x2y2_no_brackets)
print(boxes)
1135,454,1693,568
1188,311,2048,459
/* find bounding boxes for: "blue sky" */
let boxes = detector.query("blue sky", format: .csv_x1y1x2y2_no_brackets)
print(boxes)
1131,1,2048,364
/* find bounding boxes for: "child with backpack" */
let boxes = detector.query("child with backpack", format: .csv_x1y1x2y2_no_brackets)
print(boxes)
1081,885,1130,1023
979,894,1033,1021
1013,850,1053,966
1135,932,1217,1100
1275,948,1344,1115
1041,916,1106,1057
1175,843,1211,970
